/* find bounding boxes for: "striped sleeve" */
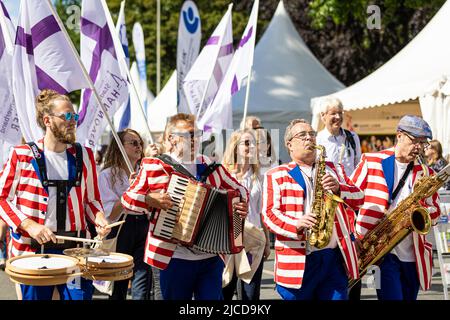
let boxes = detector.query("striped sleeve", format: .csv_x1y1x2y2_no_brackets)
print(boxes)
421,168,441,224
261,170,298,239
328,162,364,211
84,147,104,224
215,165,249,202
0,148,29,232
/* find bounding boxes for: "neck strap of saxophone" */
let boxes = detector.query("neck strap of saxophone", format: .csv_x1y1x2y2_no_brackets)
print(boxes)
390,161,414,204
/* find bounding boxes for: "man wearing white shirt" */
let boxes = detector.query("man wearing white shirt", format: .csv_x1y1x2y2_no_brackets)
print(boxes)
316,97,361,177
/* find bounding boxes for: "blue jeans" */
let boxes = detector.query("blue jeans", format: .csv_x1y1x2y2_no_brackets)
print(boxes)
110,214,152,300
160,256,224,300
20,248,93,300
276,248,348,300
376,253,420,300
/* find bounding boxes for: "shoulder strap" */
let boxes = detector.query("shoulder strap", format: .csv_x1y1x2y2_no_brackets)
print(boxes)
198,162,221,183
27,142,49,186
391,162,414,203
343,129,356,151
156,154,195,179
72,143,83,187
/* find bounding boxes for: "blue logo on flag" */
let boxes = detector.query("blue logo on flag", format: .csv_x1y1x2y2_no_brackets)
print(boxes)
183,7,199,34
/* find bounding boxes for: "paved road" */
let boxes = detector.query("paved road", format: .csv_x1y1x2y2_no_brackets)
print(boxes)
0,252,446,300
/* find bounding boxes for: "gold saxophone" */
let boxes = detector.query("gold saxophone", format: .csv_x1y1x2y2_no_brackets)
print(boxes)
349,155,449,288
307,145,344,249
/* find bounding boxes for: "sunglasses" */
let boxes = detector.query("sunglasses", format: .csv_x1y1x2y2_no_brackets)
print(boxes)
49,112,79,122
239,140,255,147
124,140,143,147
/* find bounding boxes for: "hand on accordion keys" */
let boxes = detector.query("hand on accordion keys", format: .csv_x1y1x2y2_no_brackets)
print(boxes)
233,201,249,219
145,190,173,210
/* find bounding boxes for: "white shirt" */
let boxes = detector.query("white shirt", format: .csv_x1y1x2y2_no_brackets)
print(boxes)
389,160,415,262
231,168,262,228
169,153,216,261
43,148,70,232
98,167,141,221
298,164,339,254
316,128,362,177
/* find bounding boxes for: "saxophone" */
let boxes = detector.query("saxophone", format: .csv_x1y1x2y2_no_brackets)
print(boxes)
307,145,344,249
349,155,450,288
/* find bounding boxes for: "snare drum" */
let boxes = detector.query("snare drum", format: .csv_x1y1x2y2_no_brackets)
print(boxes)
77,252,134,281
5,254,81,286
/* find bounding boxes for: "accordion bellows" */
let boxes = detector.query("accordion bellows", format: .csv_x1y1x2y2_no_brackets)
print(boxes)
152,172,245,254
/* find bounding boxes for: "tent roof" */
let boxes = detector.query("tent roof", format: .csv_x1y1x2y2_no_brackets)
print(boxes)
232,0,344,117
311,0,450,122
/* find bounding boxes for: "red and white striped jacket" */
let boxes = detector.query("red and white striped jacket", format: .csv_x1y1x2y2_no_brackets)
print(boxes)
350,147,441,290
262,161,364,289
121,155,248,270
0,140,104,257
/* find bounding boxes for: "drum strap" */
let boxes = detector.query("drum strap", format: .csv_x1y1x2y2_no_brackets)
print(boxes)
27,142,83,232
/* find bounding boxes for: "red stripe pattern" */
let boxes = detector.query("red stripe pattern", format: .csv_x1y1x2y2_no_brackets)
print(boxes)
350,147,441,290
0,141,104,257
121,156,249,270
261,161,364,289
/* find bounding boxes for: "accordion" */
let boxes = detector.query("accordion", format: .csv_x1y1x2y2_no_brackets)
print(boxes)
151,172,245,254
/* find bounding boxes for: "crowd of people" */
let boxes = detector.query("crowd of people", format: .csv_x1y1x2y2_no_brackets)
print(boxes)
0,89,449,301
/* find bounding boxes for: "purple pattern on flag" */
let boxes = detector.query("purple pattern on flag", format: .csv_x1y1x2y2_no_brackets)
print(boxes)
239,26,253,48
218,43,233,57
0,27,5,58
0,1,10,20
206,36,219,45
231,75,238,95
79,17,117,124
30,15,60,50
15,27,33,55
35,65,69,94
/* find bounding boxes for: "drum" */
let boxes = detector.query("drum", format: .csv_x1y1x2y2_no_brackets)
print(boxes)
77,252,134,281
5,254,81,286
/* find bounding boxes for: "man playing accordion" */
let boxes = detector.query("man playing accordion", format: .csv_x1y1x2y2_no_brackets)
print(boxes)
121,113,248,300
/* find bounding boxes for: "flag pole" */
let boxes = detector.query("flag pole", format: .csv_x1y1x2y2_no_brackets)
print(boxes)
240,0,259,130
103,0,155,144
45,0,134,173
156,0,161,94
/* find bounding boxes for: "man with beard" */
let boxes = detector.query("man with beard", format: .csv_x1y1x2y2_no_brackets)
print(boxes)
350,115,441,300
261,119,363,300
122,113,249,300
0,89,111,300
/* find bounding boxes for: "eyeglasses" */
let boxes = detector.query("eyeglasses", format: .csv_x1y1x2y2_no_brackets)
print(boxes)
171,130,203,140
124,140,143,147
49,112,79,122
290,131,317,141
239,140,255,147
402,132,430,148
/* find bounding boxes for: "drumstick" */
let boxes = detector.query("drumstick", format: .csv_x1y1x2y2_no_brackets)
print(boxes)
104,220,126,229
55,235,102,244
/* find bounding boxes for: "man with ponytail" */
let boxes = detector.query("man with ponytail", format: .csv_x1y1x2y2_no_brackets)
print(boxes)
0,89,110,300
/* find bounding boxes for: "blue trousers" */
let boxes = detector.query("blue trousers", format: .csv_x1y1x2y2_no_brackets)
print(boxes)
20,249,93,301
160,256,224,300
276,248,348,300
376,253,420,300
110,214,152,300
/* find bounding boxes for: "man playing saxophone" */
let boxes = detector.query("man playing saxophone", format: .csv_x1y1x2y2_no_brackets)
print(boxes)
261,119,364,300
350,115,441,300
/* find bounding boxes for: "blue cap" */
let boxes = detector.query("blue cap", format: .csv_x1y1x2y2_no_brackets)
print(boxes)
397,115,432,140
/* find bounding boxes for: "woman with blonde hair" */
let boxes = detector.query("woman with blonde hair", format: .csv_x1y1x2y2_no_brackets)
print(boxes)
98,128,152,300
425,139,450,190
222,129,271,300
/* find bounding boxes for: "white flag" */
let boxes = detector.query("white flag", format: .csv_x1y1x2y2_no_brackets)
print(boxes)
12,0,89,142
0,1,20,145
198,0,259,133
177,0,201,114
77,0,129,148
132,22,149,116
182,4,233,120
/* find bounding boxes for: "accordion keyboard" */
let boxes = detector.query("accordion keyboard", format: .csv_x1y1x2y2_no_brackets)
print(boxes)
152,174,189,240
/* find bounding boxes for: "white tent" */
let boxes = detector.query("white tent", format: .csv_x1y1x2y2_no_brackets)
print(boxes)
311,0,450,154
232,1,344,162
